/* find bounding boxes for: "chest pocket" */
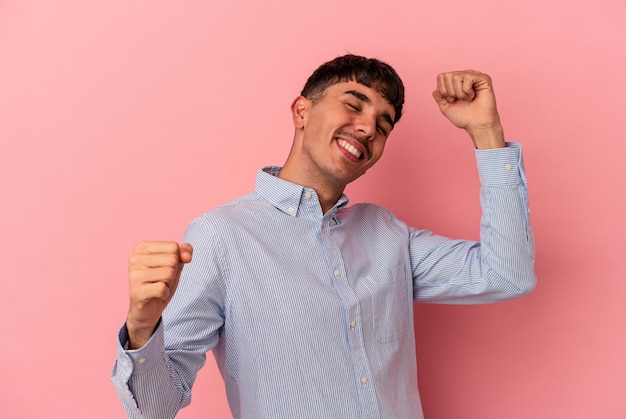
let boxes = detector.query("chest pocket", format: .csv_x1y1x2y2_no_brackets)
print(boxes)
364,264,410,343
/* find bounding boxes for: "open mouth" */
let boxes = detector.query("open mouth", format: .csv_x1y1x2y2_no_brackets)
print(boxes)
336,138,364,160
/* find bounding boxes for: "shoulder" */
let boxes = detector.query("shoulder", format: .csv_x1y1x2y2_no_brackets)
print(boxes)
185,191,281,246
190,192,266,224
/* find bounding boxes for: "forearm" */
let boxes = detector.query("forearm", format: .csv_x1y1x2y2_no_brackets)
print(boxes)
474,142,536,297
412,142,536,302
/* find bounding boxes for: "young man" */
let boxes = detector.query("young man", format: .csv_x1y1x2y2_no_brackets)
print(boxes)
112,55,536,418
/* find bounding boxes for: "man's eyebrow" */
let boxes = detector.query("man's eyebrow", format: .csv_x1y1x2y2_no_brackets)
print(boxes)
345,90,395,129
345,90,371,104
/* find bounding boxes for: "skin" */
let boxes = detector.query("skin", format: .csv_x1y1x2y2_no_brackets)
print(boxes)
126,241,192,349
433,70,505,150
278,80,396,213
126,70,505,349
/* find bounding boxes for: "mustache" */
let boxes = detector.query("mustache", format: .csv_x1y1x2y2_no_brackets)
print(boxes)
335,129,369,157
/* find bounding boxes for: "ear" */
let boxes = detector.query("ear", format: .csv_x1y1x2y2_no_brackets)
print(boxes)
291,96,310,129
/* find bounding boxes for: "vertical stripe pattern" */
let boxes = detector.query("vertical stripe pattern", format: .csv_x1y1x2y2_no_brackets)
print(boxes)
112,142,536,418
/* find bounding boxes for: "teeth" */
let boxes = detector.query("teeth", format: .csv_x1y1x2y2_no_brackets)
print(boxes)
337,139,362,159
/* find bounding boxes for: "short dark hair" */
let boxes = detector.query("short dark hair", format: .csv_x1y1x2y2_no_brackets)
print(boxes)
300,54,405,124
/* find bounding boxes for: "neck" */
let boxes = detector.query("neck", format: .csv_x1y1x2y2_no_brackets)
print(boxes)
278,159,345,214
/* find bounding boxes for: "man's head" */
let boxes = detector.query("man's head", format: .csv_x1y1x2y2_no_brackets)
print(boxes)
300,54,405,124
279,55,404,208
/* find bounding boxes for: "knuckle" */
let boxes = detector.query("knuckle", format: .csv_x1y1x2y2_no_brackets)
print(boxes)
128,253,141,267
164,241,180,253
128,269,141,282
132,241,149,253
154,282,170,299
132,240,180,255
164,253,180,267
163,266,177,279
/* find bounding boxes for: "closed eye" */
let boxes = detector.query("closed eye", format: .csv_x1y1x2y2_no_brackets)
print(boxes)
346,98,390,137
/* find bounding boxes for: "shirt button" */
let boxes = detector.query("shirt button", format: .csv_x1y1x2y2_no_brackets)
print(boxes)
361,377,368,386
334,269,341,277
304,191,312,199
350,320,356,329
288,207,295,214
505,163,512,170
138,358,145,364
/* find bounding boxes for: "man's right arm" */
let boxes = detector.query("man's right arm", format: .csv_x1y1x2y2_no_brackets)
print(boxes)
112,241,193,418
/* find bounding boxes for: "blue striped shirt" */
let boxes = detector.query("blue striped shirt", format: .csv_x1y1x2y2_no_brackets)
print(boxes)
112,142,536,418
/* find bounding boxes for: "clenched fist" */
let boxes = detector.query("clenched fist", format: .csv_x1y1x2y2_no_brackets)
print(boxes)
433,70,505,150
126,241,193,349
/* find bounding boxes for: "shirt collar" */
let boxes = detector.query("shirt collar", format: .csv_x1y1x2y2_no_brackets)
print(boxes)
255,166,349,218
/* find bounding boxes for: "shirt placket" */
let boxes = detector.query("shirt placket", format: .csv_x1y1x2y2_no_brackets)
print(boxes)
321,212,380,419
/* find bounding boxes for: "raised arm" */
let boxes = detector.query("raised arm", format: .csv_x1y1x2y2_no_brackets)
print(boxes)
411,71,536,303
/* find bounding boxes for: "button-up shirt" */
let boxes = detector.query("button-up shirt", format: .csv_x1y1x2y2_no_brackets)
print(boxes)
112,143,536,418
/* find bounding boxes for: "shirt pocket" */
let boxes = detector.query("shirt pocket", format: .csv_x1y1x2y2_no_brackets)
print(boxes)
365,264,410,343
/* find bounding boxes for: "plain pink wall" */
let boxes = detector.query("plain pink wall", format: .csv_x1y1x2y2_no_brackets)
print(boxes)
1,1,624,418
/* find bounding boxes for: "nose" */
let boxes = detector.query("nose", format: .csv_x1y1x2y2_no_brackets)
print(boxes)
355,115,376,141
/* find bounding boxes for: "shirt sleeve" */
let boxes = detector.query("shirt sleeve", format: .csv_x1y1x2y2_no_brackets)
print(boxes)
111,218,227,418
111,321,187,419
410,142,536,303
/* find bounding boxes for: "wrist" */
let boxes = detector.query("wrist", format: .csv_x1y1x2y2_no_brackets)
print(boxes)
467,124,506,150
126,317,160,350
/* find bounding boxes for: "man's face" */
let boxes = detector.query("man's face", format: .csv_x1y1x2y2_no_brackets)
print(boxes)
294,80,396,189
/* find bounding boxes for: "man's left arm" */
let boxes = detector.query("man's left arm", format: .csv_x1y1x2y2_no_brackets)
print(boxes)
411,71,536,302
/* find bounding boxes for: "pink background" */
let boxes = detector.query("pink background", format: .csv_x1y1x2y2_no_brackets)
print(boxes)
1,1,624,418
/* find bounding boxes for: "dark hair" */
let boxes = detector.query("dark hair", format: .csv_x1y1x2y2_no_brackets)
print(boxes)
300,54,405,124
